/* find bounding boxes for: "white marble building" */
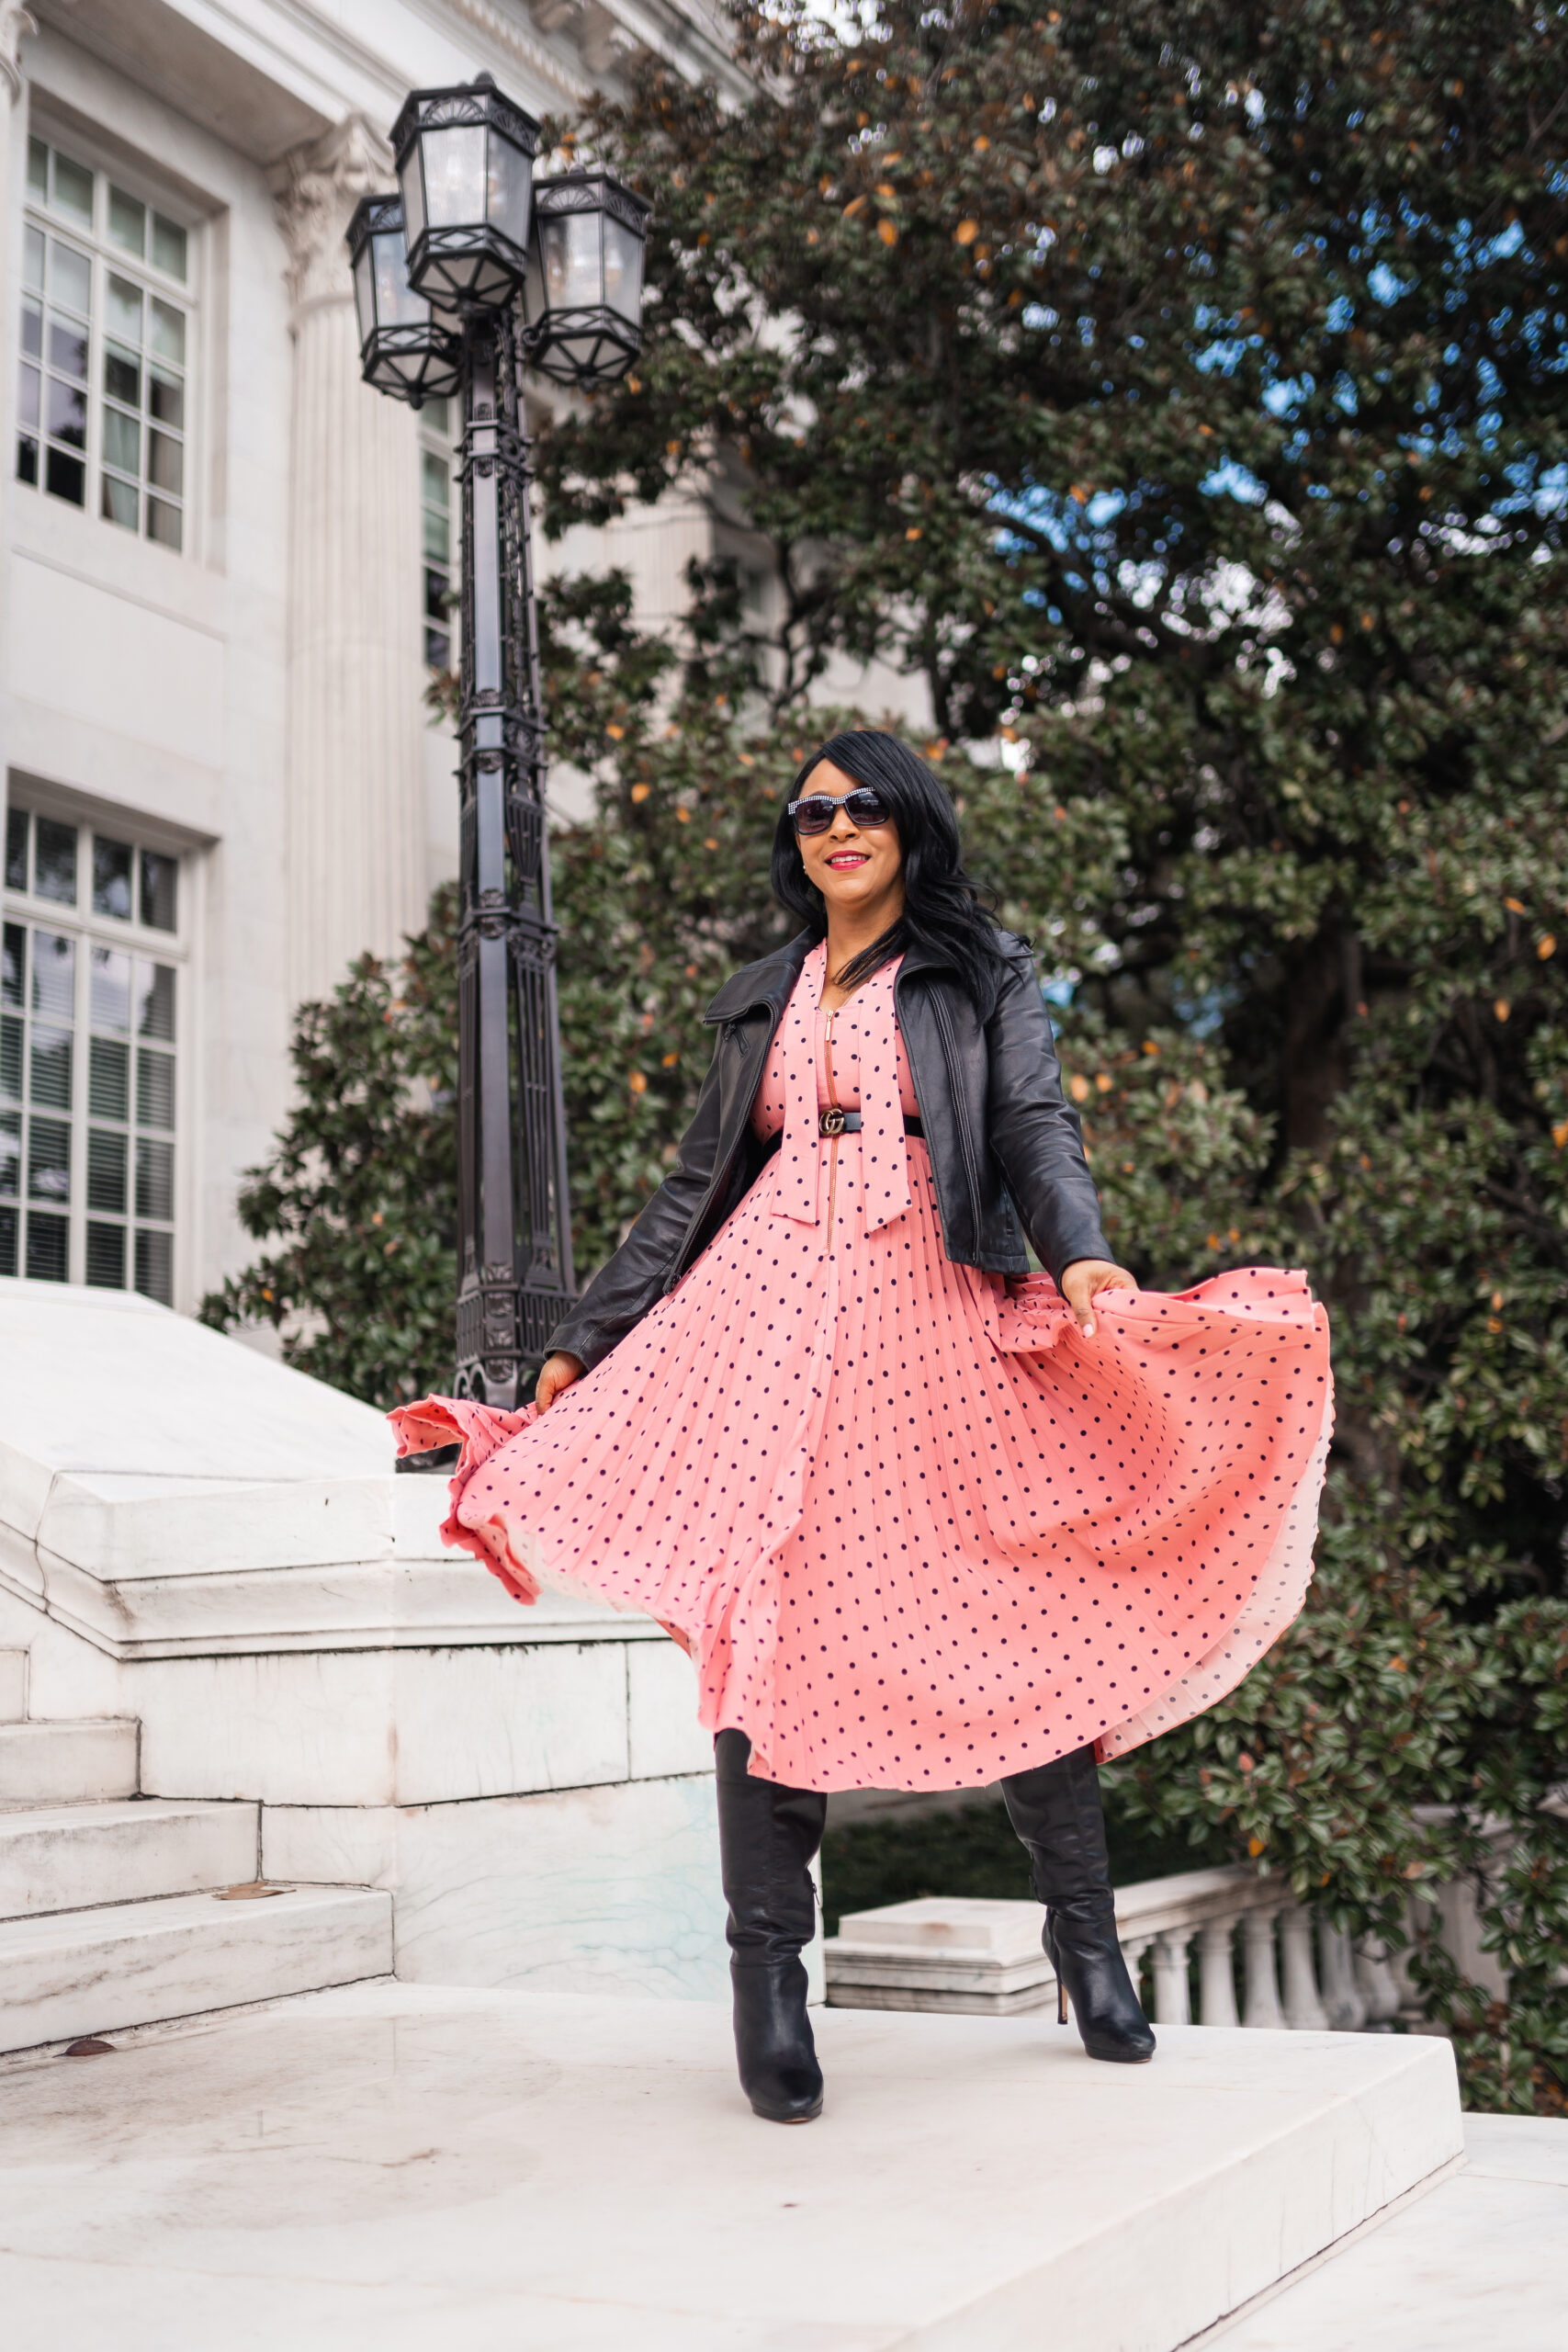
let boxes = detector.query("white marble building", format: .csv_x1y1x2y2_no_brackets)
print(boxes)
0,0,737,1316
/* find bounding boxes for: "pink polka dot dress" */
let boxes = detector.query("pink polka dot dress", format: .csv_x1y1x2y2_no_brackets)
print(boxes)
391,944,1334,1791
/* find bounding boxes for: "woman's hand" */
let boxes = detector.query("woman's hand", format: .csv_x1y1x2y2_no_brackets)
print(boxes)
1060,1260,1135,1338
535,1351,585,1412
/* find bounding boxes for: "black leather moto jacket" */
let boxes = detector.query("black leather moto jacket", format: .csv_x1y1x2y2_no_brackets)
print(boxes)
547,928,1111,1373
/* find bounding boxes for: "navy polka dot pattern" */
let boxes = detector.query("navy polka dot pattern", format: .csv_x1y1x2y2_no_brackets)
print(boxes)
390,944,1335,1792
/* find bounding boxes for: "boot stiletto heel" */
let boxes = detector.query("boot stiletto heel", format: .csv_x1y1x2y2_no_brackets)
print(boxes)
1004,1746,1156,2065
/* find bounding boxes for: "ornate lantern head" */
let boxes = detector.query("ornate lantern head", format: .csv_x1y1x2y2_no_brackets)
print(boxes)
391,73,541,311
345,194,464,405
524,168,652,388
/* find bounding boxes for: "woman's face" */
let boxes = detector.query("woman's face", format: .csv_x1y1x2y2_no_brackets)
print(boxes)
795,761,905,922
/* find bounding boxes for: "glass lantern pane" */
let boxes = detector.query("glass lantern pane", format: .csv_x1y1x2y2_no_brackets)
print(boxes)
422,126,488,229
542,212,603,311
399,147,426,246
486,126,533,249
373,229,426,328
353,243,376,346
603,214,644,322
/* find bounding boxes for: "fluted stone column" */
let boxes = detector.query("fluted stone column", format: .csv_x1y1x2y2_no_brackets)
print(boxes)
274,118,427,1008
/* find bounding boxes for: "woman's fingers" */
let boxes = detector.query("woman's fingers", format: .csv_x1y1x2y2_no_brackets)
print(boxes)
1061,1260,1135,1338
535,1351,585,1411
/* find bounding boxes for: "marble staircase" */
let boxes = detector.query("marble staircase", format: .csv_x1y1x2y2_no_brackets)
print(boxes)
0,1650,393,2054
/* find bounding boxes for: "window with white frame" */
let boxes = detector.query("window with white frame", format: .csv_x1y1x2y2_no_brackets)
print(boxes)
3,800,183,1301
419,399,457,671
16,133,193,550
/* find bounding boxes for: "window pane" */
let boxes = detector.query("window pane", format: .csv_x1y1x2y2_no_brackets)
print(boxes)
17,435,39,487
135,1135,173,1220
146,495,182,550
152,215,187,281
44,446,85,505
134,1226,172,1304
139,851,177,932
425,622,451,671
137,961,175,1041
18,366,39,431
0,1204,15,1277
108,187,146,257
27,1211,69,1282
149,368,184,429
105,345,141,406
150,299,185,365
51,152,94,225
107,273,144,345
27,137,47,201
28,1116,70,1203
148,428,183,497
23,226,44,292
86,1220,126,1288
89,1035,129,1120
88,1125,128,1213
137,1046,174,1128
0,1109,17,1195
2,924,22,1009
5,815,25,894
30,1025,73,1109
46,370,87,445
34,827,77,909
91,944,132,1030
21,298,41,357
31,924,75,1008
0,1016,19,1102
49,240,91,316
102,474,139,531
423,504,449,561
422,447,450,507
93,838,134,918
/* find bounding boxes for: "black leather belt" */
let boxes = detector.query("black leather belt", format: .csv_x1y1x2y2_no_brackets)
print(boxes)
818,1110,924,1138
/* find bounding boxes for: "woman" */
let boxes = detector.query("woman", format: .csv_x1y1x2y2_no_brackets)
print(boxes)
391,731,1332,2125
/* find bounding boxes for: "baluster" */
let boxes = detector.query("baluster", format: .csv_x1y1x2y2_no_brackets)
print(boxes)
1354,1937,1403,2028
1197,1917,1239,2027
1318,1919,1368,2030
1120,1934,1154,2020
1243,1905,1286,2029
1151,1928,1194,2025
1280,1903,1330,2030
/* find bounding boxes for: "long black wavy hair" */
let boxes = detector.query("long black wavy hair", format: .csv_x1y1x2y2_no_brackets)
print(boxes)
770,730,1013,1016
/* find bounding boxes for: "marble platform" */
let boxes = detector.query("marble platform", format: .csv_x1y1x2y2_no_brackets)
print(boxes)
0,1980,1464,2351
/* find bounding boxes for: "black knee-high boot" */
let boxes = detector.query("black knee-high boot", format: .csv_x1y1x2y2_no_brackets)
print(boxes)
1001,1745,1156,2064
715,1730,828,2122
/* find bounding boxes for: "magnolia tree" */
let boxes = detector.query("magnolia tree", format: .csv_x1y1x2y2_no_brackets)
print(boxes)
206,0,1568,2109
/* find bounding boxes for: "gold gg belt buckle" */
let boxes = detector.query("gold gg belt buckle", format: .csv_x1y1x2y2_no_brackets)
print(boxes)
818,1106,848,1137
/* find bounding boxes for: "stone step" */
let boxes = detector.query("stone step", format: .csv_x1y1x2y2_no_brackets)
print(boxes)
0,1719,139,1804
0,1801,260,1921
0,1652,26,1723
0,1883,394,2054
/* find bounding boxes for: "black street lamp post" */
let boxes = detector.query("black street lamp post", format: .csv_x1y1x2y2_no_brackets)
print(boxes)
347,76,650,1408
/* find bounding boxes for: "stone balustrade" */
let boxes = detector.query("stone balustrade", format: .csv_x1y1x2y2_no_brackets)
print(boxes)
824,1864,1411,2030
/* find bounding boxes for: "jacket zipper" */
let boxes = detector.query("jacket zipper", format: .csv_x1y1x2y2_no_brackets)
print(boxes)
823,1005,841,1245
931,985,984,1243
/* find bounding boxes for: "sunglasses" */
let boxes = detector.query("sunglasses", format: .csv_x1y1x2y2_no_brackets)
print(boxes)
788,786,894,836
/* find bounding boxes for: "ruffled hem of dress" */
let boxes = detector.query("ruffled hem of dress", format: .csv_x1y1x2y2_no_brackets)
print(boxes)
388,1396,543,1604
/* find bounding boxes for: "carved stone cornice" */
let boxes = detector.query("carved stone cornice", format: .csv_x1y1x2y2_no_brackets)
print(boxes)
273,114,393,322
1,3,37,106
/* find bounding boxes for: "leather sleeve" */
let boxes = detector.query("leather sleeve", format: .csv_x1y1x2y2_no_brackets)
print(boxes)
546,1028,729,1373
984,955,1112,1285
